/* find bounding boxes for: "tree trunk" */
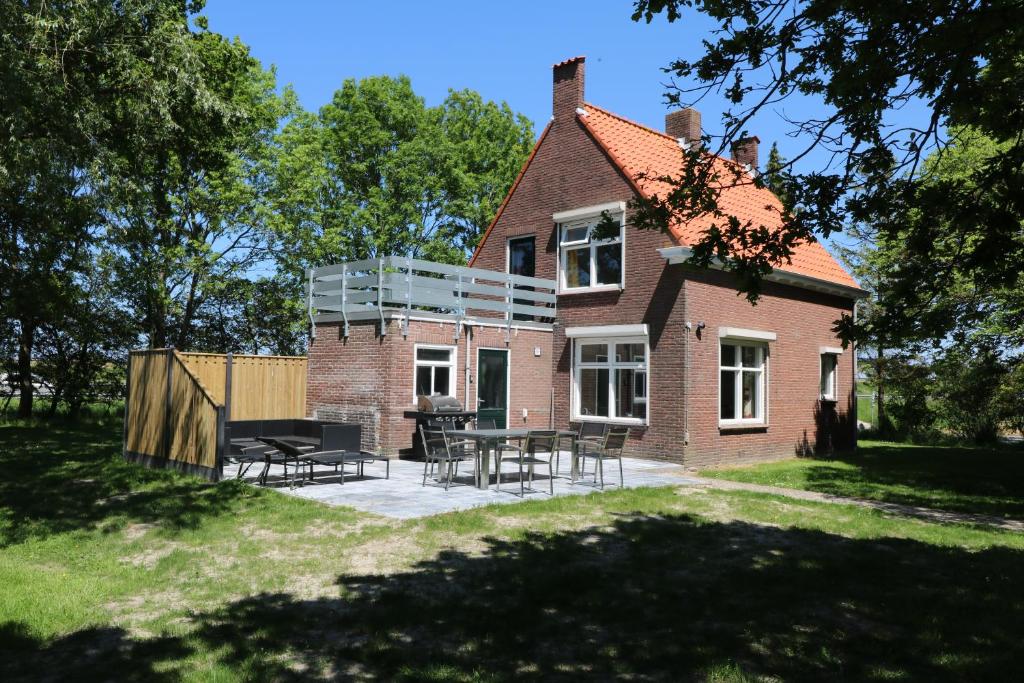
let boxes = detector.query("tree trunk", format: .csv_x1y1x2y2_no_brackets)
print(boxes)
16,320,35,419
876,342,887,436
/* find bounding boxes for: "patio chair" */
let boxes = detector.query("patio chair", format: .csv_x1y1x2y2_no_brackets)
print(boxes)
263,437,389,486
495,430,559,496
235,443,276,482
256,437,312,488
576,426,629,489
575,422,607,476
419,426,476,491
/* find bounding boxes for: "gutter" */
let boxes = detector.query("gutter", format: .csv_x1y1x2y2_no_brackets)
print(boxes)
658,246,868,300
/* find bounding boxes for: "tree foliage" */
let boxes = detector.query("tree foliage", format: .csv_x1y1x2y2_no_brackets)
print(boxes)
269,77,533,282
631,0,1024,345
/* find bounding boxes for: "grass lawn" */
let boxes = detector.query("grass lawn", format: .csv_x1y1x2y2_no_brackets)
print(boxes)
1,422,1023,681
701,440,1024,519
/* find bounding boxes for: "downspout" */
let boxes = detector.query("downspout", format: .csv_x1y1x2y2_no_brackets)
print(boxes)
681,275,690,456
852,302,858,451
464,323,473,409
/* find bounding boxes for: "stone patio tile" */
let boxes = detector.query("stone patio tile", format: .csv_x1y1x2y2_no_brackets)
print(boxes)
222,455,698,519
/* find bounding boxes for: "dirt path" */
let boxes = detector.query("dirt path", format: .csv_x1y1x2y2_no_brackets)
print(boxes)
688,477,1024,532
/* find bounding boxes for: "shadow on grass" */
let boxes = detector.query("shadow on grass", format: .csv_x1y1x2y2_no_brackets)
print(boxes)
799,442,1024,518
3,511,1021,681
0,421,250,547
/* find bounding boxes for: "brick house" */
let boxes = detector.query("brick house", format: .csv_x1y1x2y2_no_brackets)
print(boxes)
306,56,863,467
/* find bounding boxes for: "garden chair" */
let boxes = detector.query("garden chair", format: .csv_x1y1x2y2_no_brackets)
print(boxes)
235,443,277,483
575,422,607,476
256,437,312,488
262,437,389,486
419,426,476,491
495,430,559,496
576,426,629,489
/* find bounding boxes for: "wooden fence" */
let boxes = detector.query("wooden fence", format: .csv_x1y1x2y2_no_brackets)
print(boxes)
177,352,307,421
123,349,308,481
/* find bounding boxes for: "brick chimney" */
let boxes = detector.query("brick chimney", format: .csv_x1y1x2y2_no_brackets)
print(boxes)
553,56,585,120
730,136,760,170
666,108,701,147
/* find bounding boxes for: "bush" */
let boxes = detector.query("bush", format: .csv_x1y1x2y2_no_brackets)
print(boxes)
931,347,1010,444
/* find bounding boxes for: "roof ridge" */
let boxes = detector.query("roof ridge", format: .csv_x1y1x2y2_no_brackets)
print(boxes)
583,102,749,173
583,102,680,143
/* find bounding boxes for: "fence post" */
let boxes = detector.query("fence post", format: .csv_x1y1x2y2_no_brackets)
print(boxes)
404,256,412,338
341,263,349,338
377,257,387,337
122,352,132,462
505,276,513,343
163,347,174,466
224,352,233,422
215,403,226,482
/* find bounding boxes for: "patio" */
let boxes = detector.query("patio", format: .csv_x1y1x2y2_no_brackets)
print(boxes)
223,454,699,518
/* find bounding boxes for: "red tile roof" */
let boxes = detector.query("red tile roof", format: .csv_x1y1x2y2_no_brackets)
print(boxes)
579,103,861,289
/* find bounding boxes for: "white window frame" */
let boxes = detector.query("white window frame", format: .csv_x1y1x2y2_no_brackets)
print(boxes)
719,340,769,427
820,350,841,401
556,207,625,294
571,336,649,425
412,343,457,403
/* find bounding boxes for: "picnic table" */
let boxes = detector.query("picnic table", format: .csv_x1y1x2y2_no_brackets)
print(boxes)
458,428,578,489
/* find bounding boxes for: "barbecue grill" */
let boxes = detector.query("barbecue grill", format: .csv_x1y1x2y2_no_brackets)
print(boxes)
404,395,477,459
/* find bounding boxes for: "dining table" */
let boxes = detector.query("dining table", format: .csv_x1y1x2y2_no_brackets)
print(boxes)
457,428,579,489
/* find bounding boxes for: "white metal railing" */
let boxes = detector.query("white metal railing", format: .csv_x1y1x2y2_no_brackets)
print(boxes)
307,256,557,338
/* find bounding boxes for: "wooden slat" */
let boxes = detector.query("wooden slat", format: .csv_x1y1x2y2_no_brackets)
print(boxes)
310,258,382,279
125,350,168,459
384,255,555,289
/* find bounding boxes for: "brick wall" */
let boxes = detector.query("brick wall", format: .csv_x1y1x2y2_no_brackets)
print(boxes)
470,66,857,468
307,316,552,456
682,269,856,469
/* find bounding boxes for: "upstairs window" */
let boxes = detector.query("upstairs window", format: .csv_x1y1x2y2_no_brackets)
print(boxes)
507,235,536,321
720,342,767,425
414,345,456,400
558,212,623,292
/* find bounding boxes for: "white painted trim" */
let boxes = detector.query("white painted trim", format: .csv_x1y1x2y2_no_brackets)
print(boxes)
571,335,649,425
557,207,625,294
566,324,649,338
412,343,458,404
718,340,769,427
820,346,844,355
476,346,510,429
819,352,838,401
658,245,867,300
719,327,777,342
552,201,627,223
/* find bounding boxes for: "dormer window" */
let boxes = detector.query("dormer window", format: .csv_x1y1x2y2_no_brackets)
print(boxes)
554,202,625,293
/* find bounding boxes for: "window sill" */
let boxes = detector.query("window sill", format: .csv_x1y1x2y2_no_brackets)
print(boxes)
718,421,768,433
573,415,647,427
558,284,623,296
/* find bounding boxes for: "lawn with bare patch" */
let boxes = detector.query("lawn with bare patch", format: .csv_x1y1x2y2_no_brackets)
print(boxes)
1,421,1022,681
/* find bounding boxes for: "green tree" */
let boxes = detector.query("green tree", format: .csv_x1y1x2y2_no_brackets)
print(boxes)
269,77,533,285
33,255,137,418
1,1,114,417
631,1,1024,346
99,21,289,350
189,277,306,356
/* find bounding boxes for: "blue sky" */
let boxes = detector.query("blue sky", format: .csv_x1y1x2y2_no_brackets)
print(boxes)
204,1,781,155
203,1,931,256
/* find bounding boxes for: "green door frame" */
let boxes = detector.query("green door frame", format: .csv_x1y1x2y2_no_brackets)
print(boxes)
476,347,509,429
